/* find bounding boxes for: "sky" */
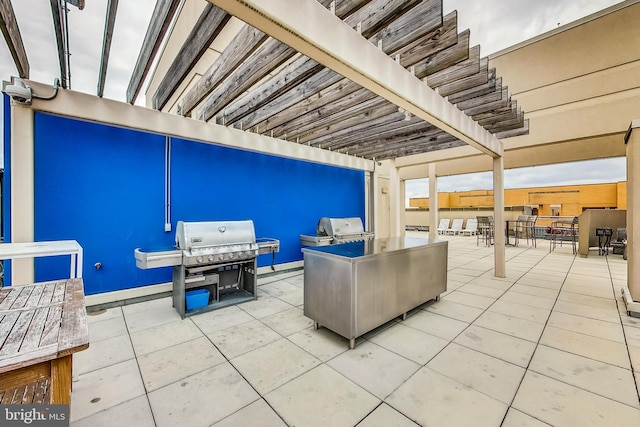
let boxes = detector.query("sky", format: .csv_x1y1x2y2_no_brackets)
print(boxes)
0,0,628,187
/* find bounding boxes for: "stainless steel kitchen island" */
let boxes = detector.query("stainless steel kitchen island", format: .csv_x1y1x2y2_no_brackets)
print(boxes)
302,237,447,349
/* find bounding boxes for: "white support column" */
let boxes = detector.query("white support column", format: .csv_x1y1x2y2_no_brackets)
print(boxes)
428,163,438,242
493,156,506,278
366,171,375,233
623,120,640,314
388,159,402,237
399,178,406,237
10,104,35,285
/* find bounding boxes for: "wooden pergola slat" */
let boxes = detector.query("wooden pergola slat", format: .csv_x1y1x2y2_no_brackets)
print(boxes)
126,0,180,104
151,4,230,110
97,0,119,97
0,0,29,78
477,103,516,126
439,58,489,97
427,45,480,88
447,70,497,104
331,122,439,153
416,29,470,79
496,119,529,139
393,11,458,68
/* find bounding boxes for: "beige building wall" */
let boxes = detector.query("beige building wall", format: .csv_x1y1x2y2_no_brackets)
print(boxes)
487,1,640,158
397,1,640,182
408,182,626,228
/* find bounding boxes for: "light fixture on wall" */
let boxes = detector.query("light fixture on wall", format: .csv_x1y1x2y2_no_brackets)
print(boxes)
2,78,32,104
1,77,61,105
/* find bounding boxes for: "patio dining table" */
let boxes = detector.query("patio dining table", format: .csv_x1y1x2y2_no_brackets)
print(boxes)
0,278,89,404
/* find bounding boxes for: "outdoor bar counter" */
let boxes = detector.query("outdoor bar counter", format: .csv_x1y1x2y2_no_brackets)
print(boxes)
302,237,447,348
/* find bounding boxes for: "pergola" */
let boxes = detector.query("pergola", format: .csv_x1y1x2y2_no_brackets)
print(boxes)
126,0,533,277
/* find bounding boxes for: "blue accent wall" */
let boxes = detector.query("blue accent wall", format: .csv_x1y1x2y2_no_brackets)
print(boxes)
33,113,364,295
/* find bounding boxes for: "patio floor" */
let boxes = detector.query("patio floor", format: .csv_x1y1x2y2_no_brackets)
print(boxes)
70,232,640,427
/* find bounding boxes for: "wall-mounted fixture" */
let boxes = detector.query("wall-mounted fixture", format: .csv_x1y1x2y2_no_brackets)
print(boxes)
2,78,31,104
1,77,61,105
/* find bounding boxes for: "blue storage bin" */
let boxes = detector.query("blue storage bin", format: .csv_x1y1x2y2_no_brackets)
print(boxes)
185,289,210,310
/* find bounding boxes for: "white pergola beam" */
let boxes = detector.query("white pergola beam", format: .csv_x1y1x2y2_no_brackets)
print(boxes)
206,0,503,158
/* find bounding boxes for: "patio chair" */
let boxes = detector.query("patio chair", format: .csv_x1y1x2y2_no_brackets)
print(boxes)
461,218,478,236
437,218,450,235
611,228,627,259
476,216,494,246
515,215,538,247
446,219,464,235
549,216,578,254
512,215,528,245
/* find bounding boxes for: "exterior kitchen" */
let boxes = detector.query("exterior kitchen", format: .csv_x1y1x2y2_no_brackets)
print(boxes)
4,0,492,329
2,1,640,426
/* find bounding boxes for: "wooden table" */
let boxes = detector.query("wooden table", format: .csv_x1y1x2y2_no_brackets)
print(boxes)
0,278,89,404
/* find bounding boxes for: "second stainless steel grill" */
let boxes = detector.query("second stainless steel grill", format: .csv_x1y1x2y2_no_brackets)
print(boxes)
300,217,374,246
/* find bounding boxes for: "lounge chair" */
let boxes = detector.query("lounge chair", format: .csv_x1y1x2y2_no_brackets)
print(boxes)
461,219,478,236
437,219,450,235
446,219,464,235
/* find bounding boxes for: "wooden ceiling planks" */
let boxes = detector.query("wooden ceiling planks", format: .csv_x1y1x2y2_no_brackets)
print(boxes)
148,0,529,159
195,0,422,123
126,0,181,104
218,0,443,132
320,117,430,150
176,0,372,117
0,0,29,78
223,0,444,138
152,4,230,110
176,24,270,116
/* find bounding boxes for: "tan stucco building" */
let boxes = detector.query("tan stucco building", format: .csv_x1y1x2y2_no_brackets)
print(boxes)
409,182,627,214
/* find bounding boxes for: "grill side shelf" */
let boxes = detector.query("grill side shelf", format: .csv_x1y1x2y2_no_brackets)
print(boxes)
257,238,280,255
134,248,182,269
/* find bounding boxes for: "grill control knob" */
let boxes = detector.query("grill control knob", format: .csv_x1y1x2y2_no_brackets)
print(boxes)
208,255,214,262
196,256,203,263
218,254,224,261
229,253,235,259
239,252,245,258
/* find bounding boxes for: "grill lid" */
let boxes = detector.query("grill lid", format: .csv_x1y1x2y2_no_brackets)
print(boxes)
176,220,256,250
317,217,365,237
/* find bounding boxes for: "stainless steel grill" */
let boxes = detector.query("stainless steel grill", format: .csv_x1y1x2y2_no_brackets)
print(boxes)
177,220,259,266
300,217,374,246
135,220,279,317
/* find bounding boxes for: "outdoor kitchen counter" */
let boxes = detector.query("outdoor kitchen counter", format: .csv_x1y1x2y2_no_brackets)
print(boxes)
302,237,447,349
